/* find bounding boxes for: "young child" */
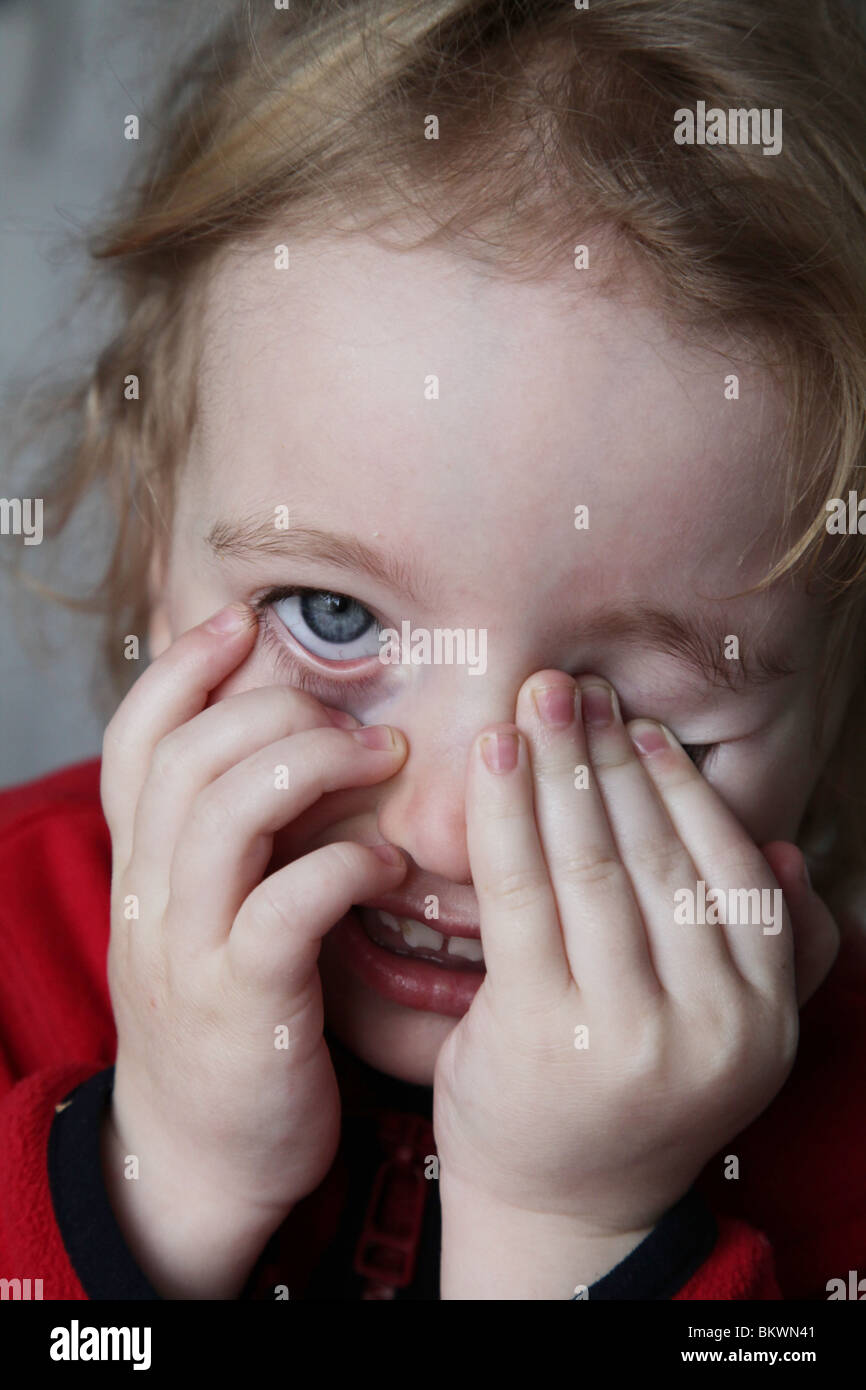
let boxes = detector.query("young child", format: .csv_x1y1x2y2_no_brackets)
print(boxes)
2,0,865,1302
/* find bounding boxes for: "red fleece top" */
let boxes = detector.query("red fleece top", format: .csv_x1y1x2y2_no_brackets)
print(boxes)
0,757,863,1300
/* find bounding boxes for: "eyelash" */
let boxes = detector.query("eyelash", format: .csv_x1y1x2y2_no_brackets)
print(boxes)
252,585,718,768
252,585,386,700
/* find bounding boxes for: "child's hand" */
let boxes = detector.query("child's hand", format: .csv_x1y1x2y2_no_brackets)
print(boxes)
433,671,838,1293
99,603,408,1297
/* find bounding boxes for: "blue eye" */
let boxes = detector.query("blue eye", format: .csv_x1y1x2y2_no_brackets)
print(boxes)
264,587,383,661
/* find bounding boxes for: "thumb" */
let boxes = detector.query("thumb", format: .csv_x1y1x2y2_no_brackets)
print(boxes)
761,841,840,1007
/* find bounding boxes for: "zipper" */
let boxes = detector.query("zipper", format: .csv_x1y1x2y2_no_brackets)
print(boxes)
353,1111,435,1299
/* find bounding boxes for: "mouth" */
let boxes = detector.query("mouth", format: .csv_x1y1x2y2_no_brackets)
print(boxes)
358,905,484,971
326,903,486,1017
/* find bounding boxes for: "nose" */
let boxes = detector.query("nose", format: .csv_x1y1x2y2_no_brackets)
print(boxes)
375,735,473,885
373,682,515,886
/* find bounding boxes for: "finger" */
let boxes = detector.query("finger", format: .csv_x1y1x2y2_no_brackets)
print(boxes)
629,722,794,999
514,674,659,1006
167,725,407,952
130,683,359,886
101,603,259,870
573,700,735,996
230,839,407,993
761,841,840,1006
465,723,570,1008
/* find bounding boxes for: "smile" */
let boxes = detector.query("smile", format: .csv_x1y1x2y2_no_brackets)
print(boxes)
359,907,484,971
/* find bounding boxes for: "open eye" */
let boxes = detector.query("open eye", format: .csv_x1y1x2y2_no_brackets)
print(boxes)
267,587,383,661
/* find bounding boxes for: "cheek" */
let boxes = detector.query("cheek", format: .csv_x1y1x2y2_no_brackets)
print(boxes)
705,739,818,846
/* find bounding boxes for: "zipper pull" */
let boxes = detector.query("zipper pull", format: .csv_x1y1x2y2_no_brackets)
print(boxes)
354,1112,435,1296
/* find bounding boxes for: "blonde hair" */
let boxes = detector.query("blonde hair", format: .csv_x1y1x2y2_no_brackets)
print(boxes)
6,0,866,897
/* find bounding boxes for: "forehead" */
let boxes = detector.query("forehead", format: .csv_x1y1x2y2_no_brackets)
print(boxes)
190,232,787,614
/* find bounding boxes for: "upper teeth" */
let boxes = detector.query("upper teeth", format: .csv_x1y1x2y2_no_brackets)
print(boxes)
445,936,483,962
376,910,483,961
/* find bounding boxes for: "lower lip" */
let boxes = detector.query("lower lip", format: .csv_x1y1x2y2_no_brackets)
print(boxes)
332,910,485,1017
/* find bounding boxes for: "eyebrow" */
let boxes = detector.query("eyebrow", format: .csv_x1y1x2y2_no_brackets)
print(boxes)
204,517,800,693
205,517,434,607
575,604,800,693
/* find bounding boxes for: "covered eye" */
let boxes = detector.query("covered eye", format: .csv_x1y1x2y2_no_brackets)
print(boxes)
682,743,712,770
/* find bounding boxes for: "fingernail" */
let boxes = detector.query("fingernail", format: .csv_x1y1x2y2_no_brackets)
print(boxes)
352,724,402,751
204,603,250,634
532,683,576,728
801,854,812,889
480,730,519,773
581,682,619,727
370,843,405,866
629,720,670,756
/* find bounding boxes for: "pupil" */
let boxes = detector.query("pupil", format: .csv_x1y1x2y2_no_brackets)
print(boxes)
300,590,372,644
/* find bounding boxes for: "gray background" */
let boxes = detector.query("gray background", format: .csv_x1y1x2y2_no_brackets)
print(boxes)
0,0,233,788
1,1,864,790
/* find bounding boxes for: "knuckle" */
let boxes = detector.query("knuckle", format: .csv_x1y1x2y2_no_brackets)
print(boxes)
591,742,635,773
307,725,347,757
625,833,685,882
318,840,363,879
555,847,625,892
717,1021,753,1074
705,841,759,882
189,788,238,839
656,759,700,791
259,682,312,724
247,879,291,934
487,801,532,828
756,991,799,1069
300,731,352,789
619,1006,667,1081
150,730,188,784
700,995,754,1074
318,838,407,890
489,866,549,913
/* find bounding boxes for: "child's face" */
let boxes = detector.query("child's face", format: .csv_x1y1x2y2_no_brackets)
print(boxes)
148,233,847,1085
